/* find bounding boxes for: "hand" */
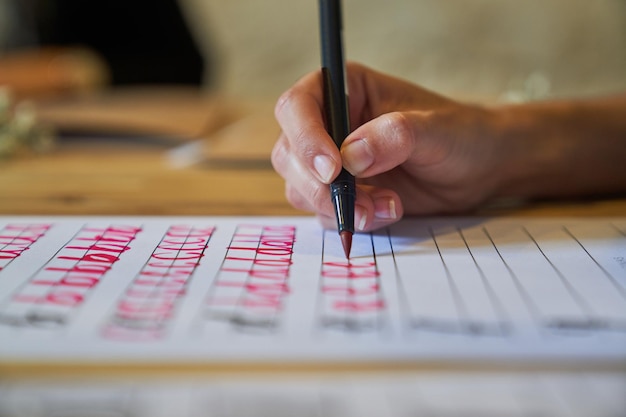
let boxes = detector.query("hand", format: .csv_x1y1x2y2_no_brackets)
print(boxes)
272,62,503,231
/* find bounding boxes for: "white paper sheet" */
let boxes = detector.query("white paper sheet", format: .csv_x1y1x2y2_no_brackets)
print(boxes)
1,216,625,364
2,372,625,417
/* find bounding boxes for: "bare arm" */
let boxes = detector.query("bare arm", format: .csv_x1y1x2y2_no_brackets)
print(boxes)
494,95,626,199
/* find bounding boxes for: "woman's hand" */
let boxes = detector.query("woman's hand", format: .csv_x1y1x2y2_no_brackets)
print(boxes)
272,62,503,231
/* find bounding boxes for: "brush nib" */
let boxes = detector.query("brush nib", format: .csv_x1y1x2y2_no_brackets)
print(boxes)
339,230,353,259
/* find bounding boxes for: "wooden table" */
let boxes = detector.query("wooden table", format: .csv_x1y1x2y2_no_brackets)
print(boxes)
1,88,625,217
0,89,303,217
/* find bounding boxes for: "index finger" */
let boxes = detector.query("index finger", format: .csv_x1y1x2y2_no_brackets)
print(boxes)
274,70,342,184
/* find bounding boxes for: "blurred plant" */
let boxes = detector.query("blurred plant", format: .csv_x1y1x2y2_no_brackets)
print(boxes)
499,71,552,104
0,87,55,160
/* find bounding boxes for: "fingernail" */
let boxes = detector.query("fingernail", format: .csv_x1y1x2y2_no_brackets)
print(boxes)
313,155,335,183
355,205,368,231
374,197,397,220
342,138,374,175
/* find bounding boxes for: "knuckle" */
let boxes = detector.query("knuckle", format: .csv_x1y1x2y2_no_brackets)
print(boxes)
383,111,415,154
292,124,322,161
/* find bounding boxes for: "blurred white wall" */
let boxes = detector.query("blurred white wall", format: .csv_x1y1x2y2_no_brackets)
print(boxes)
181,0,626,102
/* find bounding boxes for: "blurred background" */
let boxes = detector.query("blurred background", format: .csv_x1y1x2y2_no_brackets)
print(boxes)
185,0,626,102
1,0,625,102
1,3,625,415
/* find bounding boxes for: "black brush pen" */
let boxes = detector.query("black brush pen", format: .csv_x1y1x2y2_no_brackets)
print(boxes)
319,0,355,258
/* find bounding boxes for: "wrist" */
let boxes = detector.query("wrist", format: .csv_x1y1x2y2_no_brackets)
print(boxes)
489,97,626,199
488,104,550,199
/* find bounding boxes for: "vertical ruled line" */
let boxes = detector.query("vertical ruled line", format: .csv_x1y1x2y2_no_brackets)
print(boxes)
482,226,542,325
429,226,467,328
369,232,387,335
522,226,594,317
386,227,413,337
312,229,328,336
457,227,510,334
564,225,626,302
0,223,86,330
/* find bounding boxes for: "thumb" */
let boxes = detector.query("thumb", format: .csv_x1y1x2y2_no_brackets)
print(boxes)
341,111,439,178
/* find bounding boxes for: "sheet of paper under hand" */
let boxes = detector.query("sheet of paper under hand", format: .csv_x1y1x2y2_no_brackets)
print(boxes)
0,216,624,366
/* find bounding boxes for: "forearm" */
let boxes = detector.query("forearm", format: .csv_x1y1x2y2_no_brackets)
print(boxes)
492,94,626,199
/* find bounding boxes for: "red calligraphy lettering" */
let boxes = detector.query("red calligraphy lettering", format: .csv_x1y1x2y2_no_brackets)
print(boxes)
322,284,380,296
58,253,120,264
333,300,385,312
32,275,100,288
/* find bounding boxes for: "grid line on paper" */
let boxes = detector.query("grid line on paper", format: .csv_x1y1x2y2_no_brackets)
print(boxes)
232,227,262,320
390,222,512,337
102,229,167,327
429,226,468,327
199,224,295,335
486,223,626,335
316,230,385,335
369,231,388,334
457,227,511,335
0,224,85,306
200,225,263,332
522,226,594,317
0,223,51,271
482,226,542,326
0,223,86,329
388,224,465,335
102,225,213,341
386,227,411,332
234,224,293,331
386,227,417,337
564,226,626,302
314,229,332,335
0,223,142,332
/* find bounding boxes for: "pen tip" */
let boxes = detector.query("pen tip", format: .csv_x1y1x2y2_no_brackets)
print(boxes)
340,230,352,259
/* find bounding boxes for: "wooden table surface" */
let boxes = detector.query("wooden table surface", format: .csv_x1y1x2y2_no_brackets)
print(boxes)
0,90,302,217
1,87,625,217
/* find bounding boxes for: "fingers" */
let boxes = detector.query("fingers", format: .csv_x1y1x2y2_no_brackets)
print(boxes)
272,65,411,232
273,63,389,185
282,174,404,233
354,185,403,232
272,133,333,213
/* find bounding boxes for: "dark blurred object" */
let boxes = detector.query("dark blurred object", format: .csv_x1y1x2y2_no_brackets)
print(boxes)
32,0,207,86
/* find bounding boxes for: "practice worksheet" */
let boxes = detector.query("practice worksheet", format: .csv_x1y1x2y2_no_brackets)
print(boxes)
0,216,624,364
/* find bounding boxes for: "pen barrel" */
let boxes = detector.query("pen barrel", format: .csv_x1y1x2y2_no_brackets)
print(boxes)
320,0,350,147
320,0,354,235
330,170,356,234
